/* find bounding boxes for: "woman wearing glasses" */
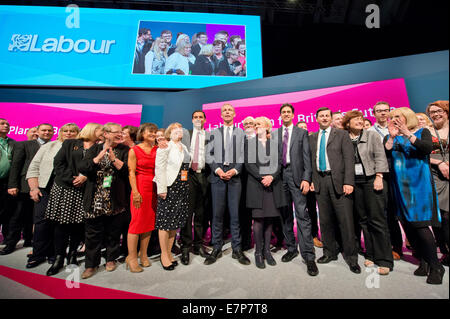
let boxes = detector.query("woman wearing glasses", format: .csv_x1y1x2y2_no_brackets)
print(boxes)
79,123,130,279
426,101,449,267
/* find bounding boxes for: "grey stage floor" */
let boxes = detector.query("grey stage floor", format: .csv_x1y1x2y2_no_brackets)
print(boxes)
0,240,448,299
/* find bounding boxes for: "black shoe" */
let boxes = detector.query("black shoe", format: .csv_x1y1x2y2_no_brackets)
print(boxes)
232,250,251,265
67,250,78,266
0,245,15,255
23,241,32,248
160,259,175,271
181,250,190,265
349,263,361,274
46,255,65,276
440,254,449,267
281,251,299,263
317,255,338,264
26,257,46,269
172,261,178,267
263,249,276,266
171,244,181,255
306,260,319,276
426,265,445,285
255,253,265,269
414,259,430,276
47,256,56,264
192,245,210,258
204,249,222,265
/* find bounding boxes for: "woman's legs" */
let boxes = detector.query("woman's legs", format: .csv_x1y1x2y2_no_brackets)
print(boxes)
159,230,171,266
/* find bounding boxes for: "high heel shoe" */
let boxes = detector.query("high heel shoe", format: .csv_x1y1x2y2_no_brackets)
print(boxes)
263,249,276,266
160,258,175,271
139,253,151,268
125,256,143,273
172,260,178,267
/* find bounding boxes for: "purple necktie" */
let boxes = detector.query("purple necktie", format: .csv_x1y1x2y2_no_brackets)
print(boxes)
282,127,289,166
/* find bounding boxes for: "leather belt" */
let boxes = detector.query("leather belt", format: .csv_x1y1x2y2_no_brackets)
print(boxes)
318,171,332,177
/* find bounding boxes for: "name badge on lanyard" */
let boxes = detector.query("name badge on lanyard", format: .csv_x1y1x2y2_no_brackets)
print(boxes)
355,163,364,176
180,170,188,181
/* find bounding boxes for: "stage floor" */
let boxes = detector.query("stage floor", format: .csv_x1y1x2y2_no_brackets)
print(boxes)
0,239,448,299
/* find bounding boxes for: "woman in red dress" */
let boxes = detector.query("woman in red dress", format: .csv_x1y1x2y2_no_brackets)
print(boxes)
126,123,158,272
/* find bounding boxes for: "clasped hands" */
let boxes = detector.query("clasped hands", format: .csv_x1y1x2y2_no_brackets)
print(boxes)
216,168,236,181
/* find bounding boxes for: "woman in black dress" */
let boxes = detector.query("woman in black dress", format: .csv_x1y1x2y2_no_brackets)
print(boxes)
45,123,103,276
245,116,287,269
78,123,130,279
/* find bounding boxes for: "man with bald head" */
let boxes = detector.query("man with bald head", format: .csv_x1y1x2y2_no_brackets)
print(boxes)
205,104,250,265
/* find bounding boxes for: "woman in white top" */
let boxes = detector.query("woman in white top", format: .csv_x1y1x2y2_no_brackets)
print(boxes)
164,34,196,75
144,37,168,75
154,123,190,270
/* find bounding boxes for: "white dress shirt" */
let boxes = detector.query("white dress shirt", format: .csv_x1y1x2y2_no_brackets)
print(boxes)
316,126,331,171
282,124,294,164
189,128,206,171
368,123,389,143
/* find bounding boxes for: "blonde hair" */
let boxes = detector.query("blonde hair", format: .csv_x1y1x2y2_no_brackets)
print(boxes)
175,34,191,54
199,44,213,57
57,123,80,142
103,122,122,133
255,116,272,135
151,37,168,60
389,107,419,130
164,122,182,140
77,123,103,141
416,113,432,127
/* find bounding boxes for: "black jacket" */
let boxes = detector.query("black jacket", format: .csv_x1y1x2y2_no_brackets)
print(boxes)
78,143,130,213
244,137,287,209
192,55,214,75
8,139,40,193
53,139,89,189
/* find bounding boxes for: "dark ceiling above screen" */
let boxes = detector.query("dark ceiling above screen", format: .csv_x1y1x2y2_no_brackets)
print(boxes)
0,5,262,89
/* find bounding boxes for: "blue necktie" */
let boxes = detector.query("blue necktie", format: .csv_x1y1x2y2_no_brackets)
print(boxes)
319,129,327,171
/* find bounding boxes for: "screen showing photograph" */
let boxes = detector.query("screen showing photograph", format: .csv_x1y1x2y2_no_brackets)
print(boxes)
1,102,142,141
132,21,246,77
202,78,410,132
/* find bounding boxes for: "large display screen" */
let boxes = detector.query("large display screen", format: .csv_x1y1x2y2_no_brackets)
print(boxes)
1,102,142,141
202,78,410,132
0,5,262,89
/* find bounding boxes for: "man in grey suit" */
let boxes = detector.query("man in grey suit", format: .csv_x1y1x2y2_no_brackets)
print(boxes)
204,103,250,265
309,107,361,274
277,103,319,276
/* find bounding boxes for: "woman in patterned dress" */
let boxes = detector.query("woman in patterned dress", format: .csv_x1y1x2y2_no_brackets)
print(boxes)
45,123,103,276
154,123,190,270
426,101,449,266
78,123,130,279
125,123,158,272
384,107,445,284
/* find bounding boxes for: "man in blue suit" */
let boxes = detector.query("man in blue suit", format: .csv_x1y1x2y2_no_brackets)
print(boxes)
204,104,250,265
276,103,319,276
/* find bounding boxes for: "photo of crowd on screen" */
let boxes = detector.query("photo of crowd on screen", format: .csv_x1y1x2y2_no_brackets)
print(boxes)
132,21,246,77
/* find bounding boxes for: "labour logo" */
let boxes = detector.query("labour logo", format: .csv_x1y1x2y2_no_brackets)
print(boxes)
8,34,33,51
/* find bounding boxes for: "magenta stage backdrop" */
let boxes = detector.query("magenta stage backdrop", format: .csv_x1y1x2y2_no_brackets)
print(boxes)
202,78,410,132
1,103,142,141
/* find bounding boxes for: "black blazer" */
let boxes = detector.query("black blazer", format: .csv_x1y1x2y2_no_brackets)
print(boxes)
276,126,312,187
216,59,241,76
191,43,201,58
192,55,214,75
8,139,40,193
53,139,89,189
245,137,287,209
78,143,130,213
309,127,355,195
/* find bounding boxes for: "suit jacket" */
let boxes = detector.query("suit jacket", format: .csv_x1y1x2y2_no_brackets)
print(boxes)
53,139,88,189
357,129,389,176
182,129,211,176
154,141,190,194
192,55,214,75
78,143,130,213
26,140,62,188
191,43,201,58
206,125,245,184
309,127,355,195
276,126,312,187
8,139,41,193
245,137,287,209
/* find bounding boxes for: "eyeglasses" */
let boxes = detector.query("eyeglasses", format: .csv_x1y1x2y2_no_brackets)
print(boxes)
375,109,390,113
428,109,445,116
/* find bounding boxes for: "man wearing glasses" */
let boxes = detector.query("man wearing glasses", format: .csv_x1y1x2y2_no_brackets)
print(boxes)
368,101,404,261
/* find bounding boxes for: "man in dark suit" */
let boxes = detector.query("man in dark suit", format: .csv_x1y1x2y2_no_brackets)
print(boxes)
1,123,54,262
204,103,250,265
309,107,361,274
179,110,211,265
276,103,318,276
0,119,15,244
191,32,208,58
132,28,153,74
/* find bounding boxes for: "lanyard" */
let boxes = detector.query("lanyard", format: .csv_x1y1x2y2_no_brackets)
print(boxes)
373,124,386,138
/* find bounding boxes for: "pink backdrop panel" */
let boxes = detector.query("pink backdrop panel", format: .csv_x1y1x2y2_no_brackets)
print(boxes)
0,102,142,141
202,78,410,132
